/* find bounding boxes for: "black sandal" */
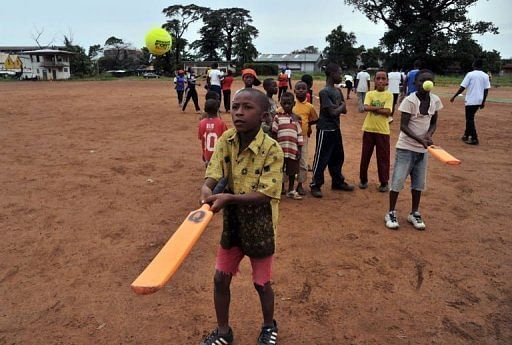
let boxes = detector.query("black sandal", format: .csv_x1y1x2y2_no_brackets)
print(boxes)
200,327,233,345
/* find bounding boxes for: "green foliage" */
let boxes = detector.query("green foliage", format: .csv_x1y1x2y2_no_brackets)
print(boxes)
344,0,499,64
162,4,209,65
88,44,102,59
64,36,92,77
324,25,362,69
291,46,319,54
191,20,223,61
243,63,279,76
361,47,386,68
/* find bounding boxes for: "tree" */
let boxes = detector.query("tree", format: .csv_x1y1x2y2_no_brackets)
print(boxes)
189,7,259,63
63,36,91,77
291,46,319,54
361,47,386,68
88,44,102,59
324,25,362,69
344,0,499,65
191,21,224,61
162,4,209,66
232,26,259,65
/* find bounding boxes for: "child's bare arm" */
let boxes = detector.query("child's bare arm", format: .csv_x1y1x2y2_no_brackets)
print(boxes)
204,192,270,213
400,112,430,148
200,177,218,204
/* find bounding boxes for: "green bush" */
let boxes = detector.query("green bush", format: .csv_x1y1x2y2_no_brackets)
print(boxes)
243,63,279,76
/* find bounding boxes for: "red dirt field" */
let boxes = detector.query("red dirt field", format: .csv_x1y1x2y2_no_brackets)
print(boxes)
0,79,511,345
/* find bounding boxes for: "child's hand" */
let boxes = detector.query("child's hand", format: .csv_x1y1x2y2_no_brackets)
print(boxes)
200,185,213,205
204,193,233,213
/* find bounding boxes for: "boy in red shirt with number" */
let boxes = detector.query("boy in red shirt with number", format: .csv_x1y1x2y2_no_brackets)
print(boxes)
198,99,228,166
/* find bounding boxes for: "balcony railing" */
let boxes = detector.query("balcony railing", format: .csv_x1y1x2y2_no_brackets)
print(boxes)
39,61,68,67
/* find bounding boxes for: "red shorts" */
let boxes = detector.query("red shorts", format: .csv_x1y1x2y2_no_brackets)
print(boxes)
215,246,273,286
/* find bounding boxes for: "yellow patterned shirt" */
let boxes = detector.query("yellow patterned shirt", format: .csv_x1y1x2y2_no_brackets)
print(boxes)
205,128,284,256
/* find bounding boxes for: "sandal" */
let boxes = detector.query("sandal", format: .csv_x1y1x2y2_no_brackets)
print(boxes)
287,190,303,200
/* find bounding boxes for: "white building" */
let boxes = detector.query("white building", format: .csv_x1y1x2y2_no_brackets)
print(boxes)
255,53,324,72
24,49,74,80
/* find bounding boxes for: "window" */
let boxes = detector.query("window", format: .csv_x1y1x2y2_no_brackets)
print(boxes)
30,56,33,62
37,69,39,73
64,68,68,72
36,55,40,62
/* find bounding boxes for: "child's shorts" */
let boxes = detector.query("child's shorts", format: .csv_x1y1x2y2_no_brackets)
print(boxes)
215,246,273,286
284,158,300,176
390,148,428,192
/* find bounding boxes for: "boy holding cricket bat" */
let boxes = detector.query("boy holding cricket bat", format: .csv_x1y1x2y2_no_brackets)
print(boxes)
200,88,284,345
385,69,443,231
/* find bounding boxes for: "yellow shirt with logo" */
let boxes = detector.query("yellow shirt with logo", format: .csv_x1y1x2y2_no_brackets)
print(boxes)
362,90,393,135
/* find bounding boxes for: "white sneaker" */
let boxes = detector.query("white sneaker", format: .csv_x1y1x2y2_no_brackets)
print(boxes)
384,211,399,229
407,212,426,230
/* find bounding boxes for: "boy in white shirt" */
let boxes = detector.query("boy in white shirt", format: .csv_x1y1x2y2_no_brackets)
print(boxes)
450,59,490,145
385,69,443,231
355,66,371,112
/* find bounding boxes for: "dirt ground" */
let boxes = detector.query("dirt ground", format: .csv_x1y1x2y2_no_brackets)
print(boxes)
1,79,511,345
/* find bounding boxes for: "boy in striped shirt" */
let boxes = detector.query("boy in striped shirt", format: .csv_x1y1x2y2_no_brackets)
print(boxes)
272,92,304,199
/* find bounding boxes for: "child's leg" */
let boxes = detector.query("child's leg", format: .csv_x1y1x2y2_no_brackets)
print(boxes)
389,149,414,211
411,189,421,213
191,89,200,111
375,133,390,185
214,247,244,334
288,174,295,191
250,255,274,327
359,131,375,184
409,152,428,213
214,270,233,334
254,282,275,327
389,191,399,212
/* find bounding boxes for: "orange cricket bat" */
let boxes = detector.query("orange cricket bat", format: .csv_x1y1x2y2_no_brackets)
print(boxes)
131,204,213,295
428,145,461,165
131,179,227,295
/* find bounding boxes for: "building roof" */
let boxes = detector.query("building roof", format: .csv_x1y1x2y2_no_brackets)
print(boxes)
255,53,322,63
24,49,75,55
0,46,66,52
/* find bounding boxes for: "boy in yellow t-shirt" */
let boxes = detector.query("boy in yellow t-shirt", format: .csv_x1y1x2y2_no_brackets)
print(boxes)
359,71,393,192
293,81,318,195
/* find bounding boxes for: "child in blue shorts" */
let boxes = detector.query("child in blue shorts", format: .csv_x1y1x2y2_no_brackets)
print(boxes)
385,69,443,231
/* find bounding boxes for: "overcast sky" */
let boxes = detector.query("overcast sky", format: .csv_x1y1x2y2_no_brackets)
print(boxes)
1,0,510,58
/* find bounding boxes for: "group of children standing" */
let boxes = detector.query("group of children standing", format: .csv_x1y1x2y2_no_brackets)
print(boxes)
172,62,444,345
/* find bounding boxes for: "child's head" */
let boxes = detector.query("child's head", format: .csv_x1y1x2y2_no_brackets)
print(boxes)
204,98,220,117
280,92,295,114
205,90,220,102
226,69,233,76
263,78,278,95
414,69,435,94
178,69,185,76
294,81,308,101
242,68,261,87
211,62,219,69
325,63,342,84
473,58,483,70
231,89,269,133
374,70,388,91
300,74,313,89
